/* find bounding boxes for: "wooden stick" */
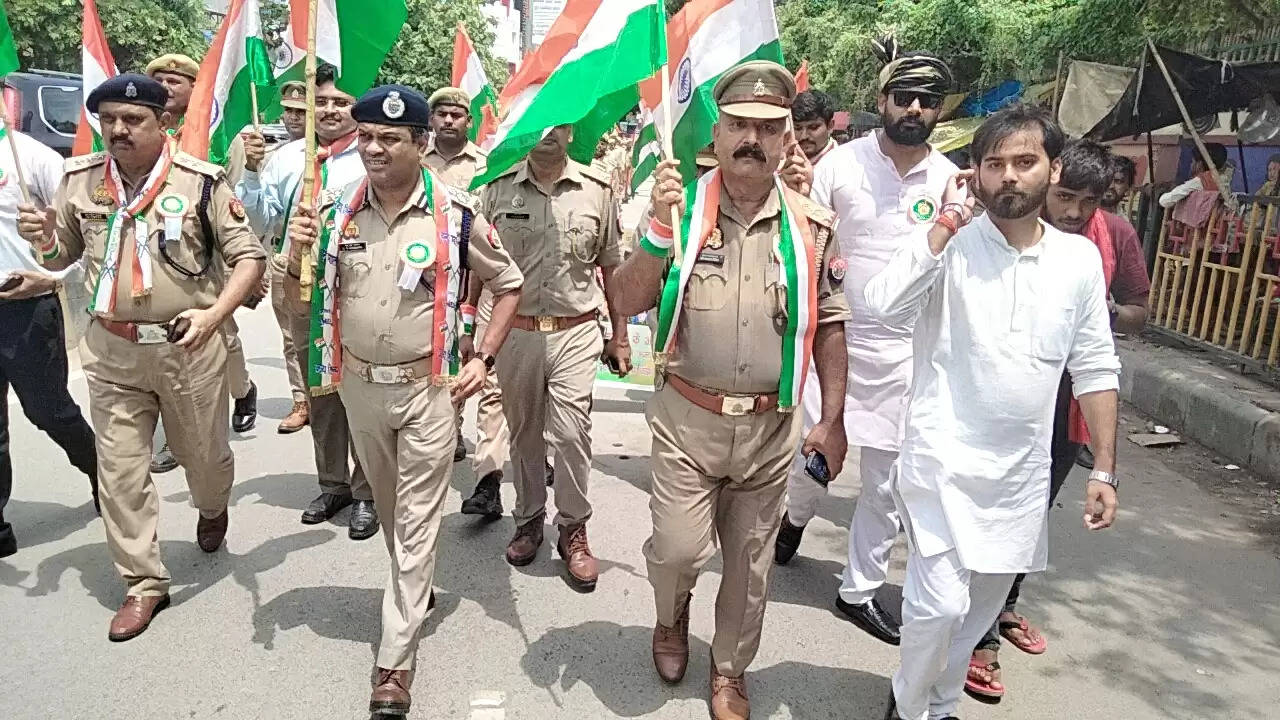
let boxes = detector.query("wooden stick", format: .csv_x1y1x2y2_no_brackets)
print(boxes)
1052,50,1065,115
298,0,319,301
250,81,261,133
0,94,32,206
658,60,684,269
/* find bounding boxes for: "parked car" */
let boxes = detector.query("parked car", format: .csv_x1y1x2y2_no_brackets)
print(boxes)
2,70,81,157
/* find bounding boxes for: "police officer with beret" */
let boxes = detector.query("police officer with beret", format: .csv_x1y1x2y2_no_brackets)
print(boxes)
17,73,267,641
287,85,522,717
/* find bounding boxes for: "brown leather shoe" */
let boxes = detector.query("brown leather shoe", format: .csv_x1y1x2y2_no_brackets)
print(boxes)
196,509,229,552
277,400,309,434
369,667,412,716
556,523,598,592
653,593,691,683
710,664,751,720
505,515,544,566
108,594,170,642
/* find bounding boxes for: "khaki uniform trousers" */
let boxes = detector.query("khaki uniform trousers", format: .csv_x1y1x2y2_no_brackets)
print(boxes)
471,289,509,479
643,384,802,677
269,259,307,403
223,315,253,400
288,312,370,501
340,370,455,670
81,321,234,596
495,321,601,528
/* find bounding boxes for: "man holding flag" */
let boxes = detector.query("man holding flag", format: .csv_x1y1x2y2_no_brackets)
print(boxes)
610,61,851,720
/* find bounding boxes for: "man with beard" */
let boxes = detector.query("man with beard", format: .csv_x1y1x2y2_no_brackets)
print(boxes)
775,37,959,649
1101,155,1135,212
792,90,839,167
17,74,267,640
867,105,1122,720
965,139,1148,701
236,64,377,540
611,61,850,720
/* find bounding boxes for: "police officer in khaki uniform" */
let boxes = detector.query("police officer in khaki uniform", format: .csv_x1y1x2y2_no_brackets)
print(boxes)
17,74,267,642
480,124,631,592
288,85,523,718
611,62,851,720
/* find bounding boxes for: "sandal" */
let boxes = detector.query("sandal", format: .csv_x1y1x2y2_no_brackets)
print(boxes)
999,612,1048,655
964,658,1005,700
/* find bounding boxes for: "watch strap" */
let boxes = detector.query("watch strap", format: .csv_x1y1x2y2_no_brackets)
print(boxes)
1088,469,1119,491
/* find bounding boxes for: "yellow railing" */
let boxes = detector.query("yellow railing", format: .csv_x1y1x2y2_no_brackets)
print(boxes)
1148,194,1280,368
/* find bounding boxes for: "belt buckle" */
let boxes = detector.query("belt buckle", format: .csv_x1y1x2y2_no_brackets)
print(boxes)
370,365,400,384
136,324,169,344
536,316,557,333
720,395,754,416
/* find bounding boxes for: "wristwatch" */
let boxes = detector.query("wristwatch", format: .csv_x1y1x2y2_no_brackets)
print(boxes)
1088,469,1119,491
477,352,496,370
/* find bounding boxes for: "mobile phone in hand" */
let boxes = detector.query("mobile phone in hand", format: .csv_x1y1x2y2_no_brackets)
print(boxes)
805,450,831,488
0,274,21,292
166,317,192,343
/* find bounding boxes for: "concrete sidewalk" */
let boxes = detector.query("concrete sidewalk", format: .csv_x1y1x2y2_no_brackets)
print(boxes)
1117,334,1280,482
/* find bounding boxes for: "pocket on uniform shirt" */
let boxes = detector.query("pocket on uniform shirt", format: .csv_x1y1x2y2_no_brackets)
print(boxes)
686,265,728,311
1032,307,1075,362
567,219,602,264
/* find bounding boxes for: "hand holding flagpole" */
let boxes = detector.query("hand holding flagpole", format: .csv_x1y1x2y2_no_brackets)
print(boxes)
297,0,319,301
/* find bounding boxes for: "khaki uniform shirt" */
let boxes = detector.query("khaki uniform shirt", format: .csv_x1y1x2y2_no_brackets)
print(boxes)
54,151,266,323
666,188,852,395
336,175,523,366
480,159,621,318
422,140,486,191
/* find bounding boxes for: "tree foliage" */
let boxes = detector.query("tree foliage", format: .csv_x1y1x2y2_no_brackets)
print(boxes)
374,0,508,91
8,0,208,75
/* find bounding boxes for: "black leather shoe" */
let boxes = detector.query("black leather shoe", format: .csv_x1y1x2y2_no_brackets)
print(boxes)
349,500,378,540
232,381,258,433
774,512,805,565
461,471,503,519
836,597,901,645
545,459,554,487
1075,444,1095,469
301,493,352,524
150,443,178,474
453,426,467,462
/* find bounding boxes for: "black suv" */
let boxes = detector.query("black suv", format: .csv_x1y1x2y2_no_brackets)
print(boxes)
2,70,82,157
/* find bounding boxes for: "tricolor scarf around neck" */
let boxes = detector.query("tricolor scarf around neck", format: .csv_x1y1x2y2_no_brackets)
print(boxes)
1068,210,1117,445
277,132,360,255
307,168,461,395
90,144,176,314
654,169,819,409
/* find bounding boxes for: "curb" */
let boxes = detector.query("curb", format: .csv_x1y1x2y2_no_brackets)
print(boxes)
1118,346,1280,482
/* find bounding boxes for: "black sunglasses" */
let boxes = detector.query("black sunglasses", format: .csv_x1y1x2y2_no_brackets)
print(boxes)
891,91,943,110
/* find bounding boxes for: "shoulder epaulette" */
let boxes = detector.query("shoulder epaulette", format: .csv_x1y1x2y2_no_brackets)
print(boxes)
578,162,612,187
446,184,478,212
172,151,226,179
787,188,836,229
63,152,108,173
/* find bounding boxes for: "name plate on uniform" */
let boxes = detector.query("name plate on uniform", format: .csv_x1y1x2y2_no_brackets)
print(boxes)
503,212,531,220
696,251,725,266
339,242,367,252
78,211,110,223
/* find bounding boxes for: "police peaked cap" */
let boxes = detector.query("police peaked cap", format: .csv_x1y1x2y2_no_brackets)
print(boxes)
86,73,170,113
352,85,431,129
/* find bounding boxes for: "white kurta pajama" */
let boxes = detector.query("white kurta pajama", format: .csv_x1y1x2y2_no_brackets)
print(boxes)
784,132,958,606
865,214,1121,720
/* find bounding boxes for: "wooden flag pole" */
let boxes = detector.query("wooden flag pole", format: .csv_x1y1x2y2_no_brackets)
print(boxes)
658,60,684,268
249,82,261,133
0,93,32,205
298,0,319,301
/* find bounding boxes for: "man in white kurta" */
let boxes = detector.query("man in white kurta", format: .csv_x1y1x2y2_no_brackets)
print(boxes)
865,106,1121,720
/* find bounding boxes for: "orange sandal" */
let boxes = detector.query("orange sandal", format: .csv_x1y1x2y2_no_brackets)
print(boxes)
965,658,1005,700
999,612,1048,655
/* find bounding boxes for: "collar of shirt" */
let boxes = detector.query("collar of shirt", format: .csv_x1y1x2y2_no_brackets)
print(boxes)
719,184,781,231
513,158,584,191
975,212,1049,261
426,139,479,163
368,173,427,226
870,129,941,180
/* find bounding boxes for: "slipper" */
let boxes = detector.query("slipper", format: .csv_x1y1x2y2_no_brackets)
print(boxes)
964,659,1005,700
999,613,1048,654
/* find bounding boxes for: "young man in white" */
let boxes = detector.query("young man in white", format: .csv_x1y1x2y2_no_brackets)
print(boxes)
867,104,1121,720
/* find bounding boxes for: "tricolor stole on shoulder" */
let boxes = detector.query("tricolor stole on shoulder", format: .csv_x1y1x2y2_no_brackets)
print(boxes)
653,169,818,409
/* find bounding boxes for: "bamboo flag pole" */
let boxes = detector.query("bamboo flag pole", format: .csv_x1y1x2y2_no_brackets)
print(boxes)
249,82,261,133
0,93,31,205
658,60,684,268
298,0,319,301
1052,50,1065,115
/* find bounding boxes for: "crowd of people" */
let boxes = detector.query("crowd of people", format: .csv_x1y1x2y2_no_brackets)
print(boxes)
0,35,1148,720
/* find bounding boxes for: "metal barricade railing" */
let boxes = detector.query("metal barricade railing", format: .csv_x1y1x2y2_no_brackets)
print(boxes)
1148,194,1280,369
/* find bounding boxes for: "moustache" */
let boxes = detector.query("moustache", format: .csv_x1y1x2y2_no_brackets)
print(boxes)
733,145,767,162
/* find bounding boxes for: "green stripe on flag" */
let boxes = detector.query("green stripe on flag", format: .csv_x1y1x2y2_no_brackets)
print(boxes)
468,85,498,142
0,0,21,76
777,192,800,405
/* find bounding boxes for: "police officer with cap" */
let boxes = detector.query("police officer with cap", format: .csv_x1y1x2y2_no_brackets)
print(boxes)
17,72,267,641
610,60,850,720
287,85,522,717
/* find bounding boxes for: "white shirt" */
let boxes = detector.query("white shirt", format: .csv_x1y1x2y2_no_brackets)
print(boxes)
865,214,1121,574
808,131,959,451
0,131,80,282
234,136,364,255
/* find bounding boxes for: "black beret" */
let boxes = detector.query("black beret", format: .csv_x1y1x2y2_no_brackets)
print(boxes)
352,85,431,129
87,73,170,113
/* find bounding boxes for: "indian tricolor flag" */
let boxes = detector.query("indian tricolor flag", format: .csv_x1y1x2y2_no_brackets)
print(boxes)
452,23,499,146
470,0,666,189
181,0,276,165
633,0,783,188
72,0,117,155
274,0,406,97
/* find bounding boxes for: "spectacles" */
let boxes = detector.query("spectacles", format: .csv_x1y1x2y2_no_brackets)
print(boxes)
891,91,943,110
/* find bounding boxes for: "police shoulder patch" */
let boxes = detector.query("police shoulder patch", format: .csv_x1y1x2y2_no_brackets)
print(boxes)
172,151,225,180
786,189,836,229
64,152,108,173
446,184,478,212
577,162,612,187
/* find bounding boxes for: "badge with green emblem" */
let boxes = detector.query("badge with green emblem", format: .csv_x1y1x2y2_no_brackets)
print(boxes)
908,196,937,224
403,241,435,269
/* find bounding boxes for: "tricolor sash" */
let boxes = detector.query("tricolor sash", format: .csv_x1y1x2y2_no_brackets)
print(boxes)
90,145,175,314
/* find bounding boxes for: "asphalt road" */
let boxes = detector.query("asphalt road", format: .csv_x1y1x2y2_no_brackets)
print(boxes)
2,301,1278,720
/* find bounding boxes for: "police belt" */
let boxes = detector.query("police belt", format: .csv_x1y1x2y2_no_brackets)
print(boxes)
345,351,433,385
96,318,172,345
511,312,596,333
665,374,779,416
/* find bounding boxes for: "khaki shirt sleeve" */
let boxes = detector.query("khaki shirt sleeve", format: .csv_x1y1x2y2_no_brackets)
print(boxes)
53,179,86,262
816,227,851,324
596,186,623,268
209,176,268,266
468,210,524,296
224,134,248,187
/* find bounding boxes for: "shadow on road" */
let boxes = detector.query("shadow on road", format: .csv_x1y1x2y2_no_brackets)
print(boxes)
164,472,317,513
2,499,97,551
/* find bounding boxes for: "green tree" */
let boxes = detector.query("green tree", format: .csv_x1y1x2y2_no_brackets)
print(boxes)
8,0,209,75
375,0,508,93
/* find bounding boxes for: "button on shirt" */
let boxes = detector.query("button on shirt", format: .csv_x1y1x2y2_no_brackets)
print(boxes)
337,176,523,366
865,213,1121,574
0,131,77,282
480,159,621,318
810,132,959,451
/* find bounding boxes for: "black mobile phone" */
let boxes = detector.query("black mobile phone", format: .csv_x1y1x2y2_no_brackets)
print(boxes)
0,274,21,292
166,317,192,343
805,450,831,488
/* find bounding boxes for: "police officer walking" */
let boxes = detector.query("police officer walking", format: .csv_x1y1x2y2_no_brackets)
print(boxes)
287,85,523,718
480,124,630,591
17,74,267,641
